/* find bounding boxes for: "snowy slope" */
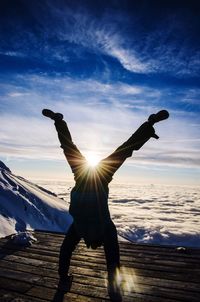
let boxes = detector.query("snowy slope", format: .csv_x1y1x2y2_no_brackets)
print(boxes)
0,161,73,238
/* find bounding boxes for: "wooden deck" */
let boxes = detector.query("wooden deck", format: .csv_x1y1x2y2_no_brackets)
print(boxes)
0,231,200,302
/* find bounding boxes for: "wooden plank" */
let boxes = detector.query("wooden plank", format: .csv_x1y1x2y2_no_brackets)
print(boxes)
26,285,105,302
2,249,200,282
7,293,47,302
0,277,32,294
1,257,200,294
1,250,200,285
1,241,199,275
0,289,16,302
12,235,199,262
1,240,199,267
2,237,197,270
25,283,180,302
1,242,199,271
0,262,198,301
0,267,41,283
0,259,59,278
37,274,200,301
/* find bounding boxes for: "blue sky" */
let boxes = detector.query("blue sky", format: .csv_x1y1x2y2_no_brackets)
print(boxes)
0,0,199,185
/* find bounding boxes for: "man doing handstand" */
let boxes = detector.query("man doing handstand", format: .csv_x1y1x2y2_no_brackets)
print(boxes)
42,108,169,301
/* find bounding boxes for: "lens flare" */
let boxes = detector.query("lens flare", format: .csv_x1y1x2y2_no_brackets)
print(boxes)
119,266,140,293
105,266,140,297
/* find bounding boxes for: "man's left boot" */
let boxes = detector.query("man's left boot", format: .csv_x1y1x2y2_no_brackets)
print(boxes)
42,109,63,121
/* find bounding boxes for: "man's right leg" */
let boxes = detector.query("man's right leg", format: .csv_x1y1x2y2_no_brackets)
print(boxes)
58,223,81,281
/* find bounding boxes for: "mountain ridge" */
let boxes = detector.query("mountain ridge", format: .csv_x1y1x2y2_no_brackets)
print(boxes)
0,161,72,238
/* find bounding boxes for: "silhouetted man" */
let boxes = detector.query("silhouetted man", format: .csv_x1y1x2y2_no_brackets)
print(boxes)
42,108,169,301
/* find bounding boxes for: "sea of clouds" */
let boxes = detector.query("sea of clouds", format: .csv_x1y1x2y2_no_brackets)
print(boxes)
37,180,200,248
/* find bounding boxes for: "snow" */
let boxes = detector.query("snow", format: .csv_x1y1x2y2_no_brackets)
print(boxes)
11,231,37,246
0,161,73,239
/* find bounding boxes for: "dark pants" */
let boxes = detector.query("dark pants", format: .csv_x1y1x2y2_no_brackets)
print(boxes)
55,118,156,280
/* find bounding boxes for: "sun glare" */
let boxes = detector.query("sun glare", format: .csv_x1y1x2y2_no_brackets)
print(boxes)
85,152,100,167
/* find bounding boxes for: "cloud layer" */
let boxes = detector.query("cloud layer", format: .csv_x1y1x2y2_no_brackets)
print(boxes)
41,180,200,247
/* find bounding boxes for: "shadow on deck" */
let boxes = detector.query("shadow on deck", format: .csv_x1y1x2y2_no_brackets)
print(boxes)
0,230,200,302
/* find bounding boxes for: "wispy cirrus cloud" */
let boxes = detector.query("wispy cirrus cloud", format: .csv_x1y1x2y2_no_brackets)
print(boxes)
1,1,199,78
42,2,199,76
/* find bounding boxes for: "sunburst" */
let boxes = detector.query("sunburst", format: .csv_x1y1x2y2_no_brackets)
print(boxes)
85,152,100,167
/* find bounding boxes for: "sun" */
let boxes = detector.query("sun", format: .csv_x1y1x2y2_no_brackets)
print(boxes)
85,152,100,167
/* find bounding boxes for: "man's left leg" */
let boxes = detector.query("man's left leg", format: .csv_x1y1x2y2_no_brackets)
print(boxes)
42,108,86,179
100,110,169,181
